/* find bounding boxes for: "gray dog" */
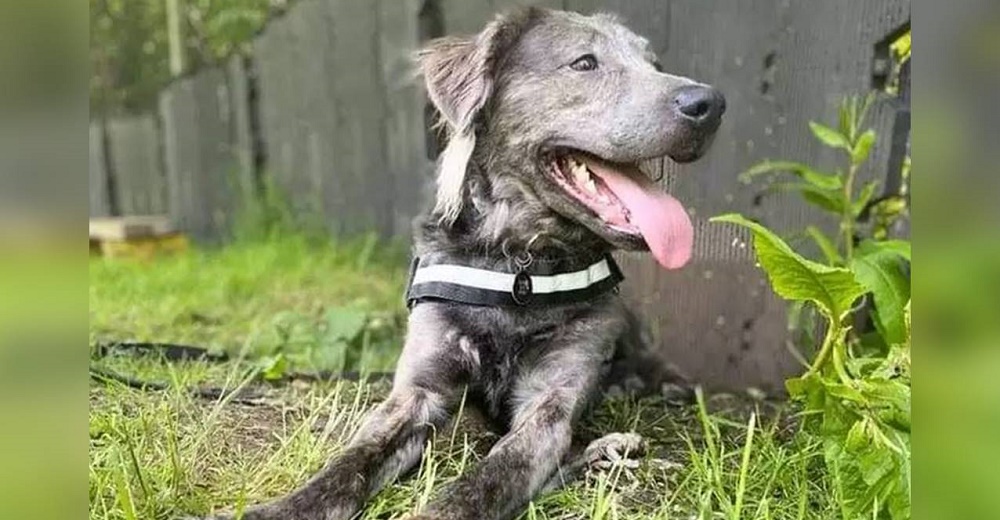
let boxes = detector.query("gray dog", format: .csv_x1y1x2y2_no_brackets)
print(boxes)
202,7,723,520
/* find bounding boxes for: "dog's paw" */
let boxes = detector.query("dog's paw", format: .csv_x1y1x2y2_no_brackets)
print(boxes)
581,432,646,472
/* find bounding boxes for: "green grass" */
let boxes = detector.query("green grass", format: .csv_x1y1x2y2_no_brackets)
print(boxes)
89,236,842,519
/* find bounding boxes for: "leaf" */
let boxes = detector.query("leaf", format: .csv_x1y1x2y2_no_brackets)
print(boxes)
852,180,879,217
845,418,870,452
323,307,369,342
827,415,908,520
851,248,911,344
764,182,845,213
872,345,911,381
855,330,889,358
260,353,288,381
870,195,909,239
824,381,868,405
903,300,911,344
863,379,911,433
891,31,912,62
838,100,853,143
851,130,877,165
858,239,911,262
871,195,908,219
888,433,912,519
856,94,875,131
855,423,897,486
820,392,858,437
846,356,885,378
805,225,842,264
310,339,348,372
741,160,842,190
799,186,846,213
786,373,826,426
711,214,866,320
809,121,852,151
258,311,320,356
786,373,817,399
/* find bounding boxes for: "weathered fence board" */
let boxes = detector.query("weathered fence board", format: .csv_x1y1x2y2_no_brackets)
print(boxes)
227,55,257,198
327,0,391,236
254,4,322,223
379,0,435,240
159,64,251,241
254,0,432,239
105,114,166,215
89,122,111,217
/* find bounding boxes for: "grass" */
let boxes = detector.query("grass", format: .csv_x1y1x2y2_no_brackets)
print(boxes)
89,235,842,520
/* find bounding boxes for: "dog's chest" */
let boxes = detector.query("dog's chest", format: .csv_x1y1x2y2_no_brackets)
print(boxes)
441,303,603,424
464,323,557,425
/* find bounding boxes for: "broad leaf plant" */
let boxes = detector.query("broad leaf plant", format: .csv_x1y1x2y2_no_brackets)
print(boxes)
712,94,911,519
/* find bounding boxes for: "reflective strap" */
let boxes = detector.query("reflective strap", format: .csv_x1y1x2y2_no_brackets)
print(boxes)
411,258,613,294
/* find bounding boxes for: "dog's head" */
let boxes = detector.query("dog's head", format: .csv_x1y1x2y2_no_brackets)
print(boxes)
418,8,725,269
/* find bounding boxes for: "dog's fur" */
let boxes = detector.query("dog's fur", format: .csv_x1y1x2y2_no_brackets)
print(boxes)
202,8,723,520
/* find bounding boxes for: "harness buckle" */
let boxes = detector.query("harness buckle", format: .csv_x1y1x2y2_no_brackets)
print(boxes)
512,270,533,305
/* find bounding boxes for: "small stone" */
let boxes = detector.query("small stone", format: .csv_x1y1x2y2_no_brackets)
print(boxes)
622,375,646,393
746,387,768,401
661,383,693,405
648,458,682,472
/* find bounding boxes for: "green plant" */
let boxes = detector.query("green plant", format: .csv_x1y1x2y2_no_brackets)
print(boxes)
254,306,405,379
712,95,911,519
91,0,284,112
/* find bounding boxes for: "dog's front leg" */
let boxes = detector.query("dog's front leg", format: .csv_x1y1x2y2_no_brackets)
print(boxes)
201,384,449,520
412,343,606,520
202,306,463,520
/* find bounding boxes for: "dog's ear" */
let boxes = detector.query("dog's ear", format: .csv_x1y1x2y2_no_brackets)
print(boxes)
417,9,539,225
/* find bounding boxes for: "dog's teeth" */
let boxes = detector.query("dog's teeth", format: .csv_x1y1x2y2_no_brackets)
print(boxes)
585,178,597,193
573,163,589,183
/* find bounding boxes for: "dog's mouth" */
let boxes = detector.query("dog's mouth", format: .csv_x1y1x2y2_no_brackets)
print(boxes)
547,151,693,270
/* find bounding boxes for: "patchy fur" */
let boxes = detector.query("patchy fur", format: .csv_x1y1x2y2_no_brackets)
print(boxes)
196,7,723,520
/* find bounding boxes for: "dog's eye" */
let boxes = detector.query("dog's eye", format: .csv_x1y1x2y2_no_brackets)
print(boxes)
652,61,664,73
570,54,598,72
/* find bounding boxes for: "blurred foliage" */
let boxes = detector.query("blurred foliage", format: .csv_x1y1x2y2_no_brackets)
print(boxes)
885,29,911,97
715,94,912,519
891,31,911,64
254,306,406,379
90,0,289,114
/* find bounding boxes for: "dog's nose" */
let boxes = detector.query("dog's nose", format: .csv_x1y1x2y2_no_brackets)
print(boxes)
672,86,726,128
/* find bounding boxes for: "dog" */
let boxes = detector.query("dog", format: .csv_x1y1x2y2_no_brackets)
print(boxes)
201,7,724,520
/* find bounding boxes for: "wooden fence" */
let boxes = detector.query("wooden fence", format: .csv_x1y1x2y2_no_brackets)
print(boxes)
88,0,910,391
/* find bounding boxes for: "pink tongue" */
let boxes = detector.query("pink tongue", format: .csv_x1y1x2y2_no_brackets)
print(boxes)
586,161,694,269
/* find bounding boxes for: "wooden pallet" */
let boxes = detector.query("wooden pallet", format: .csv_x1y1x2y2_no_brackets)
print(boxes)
89,216,188,260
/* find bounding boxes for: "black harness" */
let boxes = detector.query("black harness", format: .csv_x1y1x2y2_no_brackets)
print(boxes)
405,252,624,308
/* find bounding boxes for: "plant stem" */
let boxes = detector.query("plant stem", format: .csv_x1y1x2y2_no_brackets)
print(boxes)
841,163,858,261
807,321,840,376
831,338,853,385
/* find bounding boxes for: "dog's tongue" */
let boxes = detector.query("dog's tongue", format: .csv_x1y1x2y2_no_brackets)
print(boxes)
584,159,693,269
